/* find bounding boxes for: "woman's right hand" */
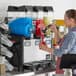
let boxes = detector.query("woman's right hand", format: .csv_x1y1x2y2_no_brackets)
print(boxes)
39,42,48,51
39,42,53,53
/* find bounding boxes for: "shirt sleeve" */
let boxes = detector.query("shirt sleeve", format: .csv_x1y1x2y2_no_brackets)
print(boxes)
53,32,76,57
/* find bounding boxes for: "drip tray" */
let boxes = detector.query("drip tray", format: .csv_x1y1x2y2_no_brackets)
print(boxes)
23,60,56,74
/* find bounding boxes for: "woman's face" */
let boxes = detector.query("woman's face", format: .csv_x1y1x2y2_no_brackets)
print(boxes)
64,14,71,27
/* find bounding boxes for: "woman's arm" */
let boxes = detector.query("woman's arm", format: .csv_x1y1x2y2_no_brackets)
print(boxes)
39,24,60,53
39,31,76,57
48,24,60,43
39,42,54,53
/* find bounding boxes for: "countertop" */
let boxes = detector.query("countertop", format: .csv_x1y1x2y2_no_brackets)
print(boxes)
6,72,34,76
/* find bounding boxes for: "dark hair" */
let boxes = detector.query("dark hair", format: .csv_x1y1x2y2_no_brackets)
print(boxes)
65,9,76,21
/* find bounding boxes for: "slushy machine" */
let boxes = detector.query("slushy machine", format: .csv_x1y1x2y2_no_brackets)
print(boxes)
7,5,56,74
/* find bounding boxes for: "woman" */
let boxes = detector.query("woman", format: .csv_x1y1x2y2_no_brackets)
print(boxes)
39,9,76,76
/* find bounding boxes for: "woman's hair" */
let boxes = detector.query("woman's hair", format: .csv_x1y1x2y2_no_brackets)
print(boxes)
65,9,76,21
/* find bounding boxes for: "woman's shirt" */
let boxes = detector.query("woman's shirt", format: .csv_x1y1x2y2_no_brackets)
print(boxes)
53,27,76,57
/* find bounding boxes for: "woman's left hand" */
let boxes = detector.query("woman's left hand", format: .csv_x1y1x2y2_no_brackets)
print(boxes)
49,24,57,33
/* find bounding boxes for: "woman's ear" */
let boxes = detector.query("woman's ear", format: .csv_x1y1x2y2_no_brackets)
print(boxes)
70,18,75,23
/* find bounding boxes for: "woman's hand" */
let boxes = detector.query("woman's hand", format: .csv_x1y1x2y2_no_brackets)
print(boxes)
39,42,53,53
49,24,60,42
39,42,48,51
49,24,58,33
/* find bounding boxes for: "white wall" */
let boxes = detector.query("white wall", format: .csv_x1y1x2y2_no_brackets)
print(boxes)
8,0,54,6
0,0,53,17
53,0,74,19
0,0,76,19
0,0,8,17
73,0,76,9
